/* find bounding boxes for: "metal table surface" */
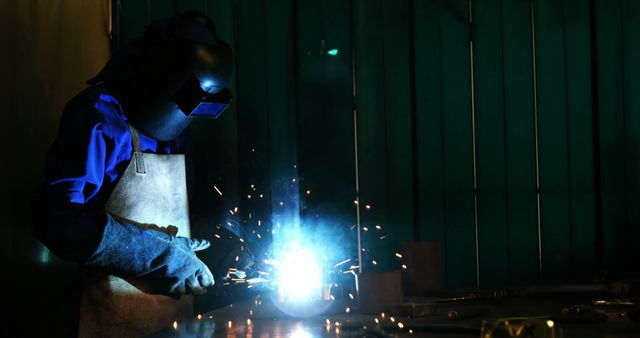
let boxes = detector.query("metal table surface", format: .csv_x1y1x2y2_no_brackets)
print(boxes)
146,293,640,338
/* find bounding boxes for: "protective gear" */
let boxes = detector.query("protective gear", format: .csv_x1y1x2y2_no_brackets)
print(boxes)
78,123,207,338
104,124,191,237
92,10,234,142
84,214,213,296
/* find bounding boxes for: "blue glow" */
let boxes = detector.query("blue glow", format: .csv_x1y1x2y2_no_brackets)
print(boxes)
200,79,214,91
327,49,339,56
275,243,323,302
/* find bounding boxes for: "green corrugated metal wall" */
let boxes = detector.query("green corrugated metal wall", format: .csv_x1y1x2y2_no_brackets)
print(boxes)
115,0,640,289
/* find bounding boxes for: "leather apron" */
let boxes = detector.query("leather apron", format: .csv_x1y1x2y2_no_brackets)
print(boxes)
78,124,193,338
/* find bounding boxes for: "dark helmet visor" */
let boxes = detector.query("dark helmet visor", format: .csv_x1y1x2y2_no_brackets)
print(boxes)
171,74,232,118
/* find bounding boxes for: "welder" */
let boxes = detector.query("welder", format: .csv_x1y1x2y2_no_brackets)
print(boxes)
32,11,233,338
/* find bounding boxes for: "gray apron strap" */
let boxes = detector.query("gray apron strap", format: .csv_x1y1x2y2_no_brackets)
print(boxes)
127,123,146,174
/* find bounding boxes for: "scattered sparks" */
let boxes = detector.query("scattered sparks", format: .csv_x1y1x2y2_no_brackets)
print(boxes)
395,253,403,258
172,320,178,330
398,322,404,329
213,186,223,196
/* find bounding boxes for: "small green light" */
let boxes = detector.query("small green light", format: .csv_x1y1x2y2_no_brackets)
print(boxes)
327,48,339,56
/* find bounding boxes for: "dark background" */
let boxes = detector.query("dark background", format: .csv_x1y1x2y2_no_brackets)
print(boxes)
2,0,639,337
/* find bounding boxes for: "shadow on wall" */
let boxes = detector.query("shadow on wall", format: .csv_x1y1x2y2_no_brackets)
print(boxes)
0,1,110,337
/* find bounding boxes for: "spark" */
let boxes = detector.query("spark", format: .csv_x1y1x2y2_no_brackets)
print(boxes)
279,201,284,206
380,236,386,240
326,319,330,325
172,320,178,330
363,227,369,231
390,317,395,322
333,258,351,268
354,200,359,205
257,233,262,239
375,225,381,230
234,207,238,212
292,178,296,183
227,221,235,228
258,220,261,226
398,322,404,329
229,209,235,215
402,264,407,269
365,204,371,209
235,256,239,261
209,315,213,319
247,319,252,325
374,318,379,324
260,194,264,198
197,314,202,320
213,186,223,196
247,194,252,199
214,234,221,239
330,295,335,300
345,307,351,313
306,190,311,195
395,253,403,258
349,293,354,299
372,260,378,265
409,329,414,334
227,321,232,328
381,312,385,318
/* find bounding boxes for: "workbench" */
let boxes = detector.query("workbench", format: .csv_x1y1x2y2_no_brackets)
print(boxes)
146,290,640,338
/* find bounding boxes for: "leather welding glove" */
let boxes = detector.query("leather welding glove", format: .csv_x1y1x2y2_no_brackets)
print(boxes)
84,214,214,297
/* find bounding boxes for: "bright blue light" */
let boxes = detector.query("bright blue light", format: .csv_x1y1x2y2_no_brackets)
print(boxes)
200,80,214,91
327,49,339,56
276,245,323,302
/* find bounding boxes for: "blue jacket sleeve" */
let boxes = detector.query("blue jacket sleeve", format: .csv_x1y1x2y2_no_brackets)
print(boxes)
32,89,116,263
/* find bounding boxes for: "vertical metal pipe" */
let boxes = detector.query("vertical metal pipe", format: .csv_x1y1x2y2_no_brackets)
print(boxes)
530,0,543,277
468,0,481,288
589,0,604,280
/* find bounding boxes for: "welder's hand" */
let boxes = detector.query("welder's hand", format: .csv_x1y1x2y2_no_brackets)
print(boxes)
84,214,214,297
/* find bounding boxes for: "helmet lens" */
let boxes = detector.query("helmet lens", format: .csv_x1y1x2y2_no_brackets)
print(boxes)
190,102,229,118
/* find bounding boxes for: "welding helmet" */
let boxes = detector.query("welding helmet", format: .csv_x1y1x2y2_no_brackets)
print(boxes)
117,11,233,141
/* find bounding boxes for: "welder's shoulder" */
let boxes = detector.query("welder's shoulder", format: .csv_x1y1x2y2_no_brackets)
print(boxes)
59,85,127,140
